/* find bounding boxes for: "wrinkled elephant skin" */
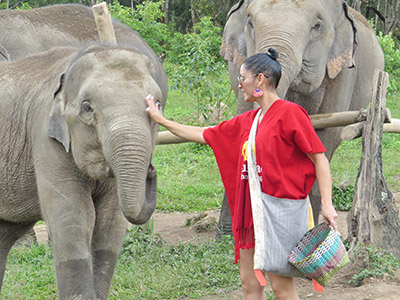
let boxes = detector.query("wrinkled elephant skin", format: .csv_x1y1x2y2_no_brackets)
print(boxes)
220,0,384,222
0,7,168,300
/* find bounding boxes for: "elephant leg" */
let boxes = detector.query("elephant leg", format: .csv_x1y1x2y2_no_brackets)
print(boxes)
38,179,97,300
216,193,232,239
0,221,35,291
91,182,127,300
310,127,343,223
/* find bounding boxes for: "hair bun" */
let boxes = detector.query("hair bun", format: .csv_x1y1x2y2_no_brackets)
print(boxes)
267,48,279,60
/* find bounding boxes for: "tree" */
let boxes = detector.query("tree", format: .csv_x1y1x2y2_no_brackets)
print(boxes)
167,0,237,33
348,0,400,40
347,71,400,257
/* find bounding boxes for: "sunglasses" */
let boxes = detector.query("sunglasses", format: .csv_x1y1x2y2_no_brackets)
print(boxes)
237,73,268,84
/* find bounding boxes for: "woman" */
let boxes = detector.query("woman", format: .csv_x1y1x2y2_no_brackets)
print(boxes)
146,48,338,300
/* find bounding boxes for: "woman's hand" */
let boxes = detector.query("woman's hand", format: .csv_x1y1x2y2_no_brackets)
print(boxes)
321,203,338,231
145,94,165,125
145,94,207,144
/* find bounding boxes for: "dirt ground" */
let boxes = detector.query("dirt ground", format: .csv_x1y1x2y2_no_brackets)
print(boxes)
34,193,400,300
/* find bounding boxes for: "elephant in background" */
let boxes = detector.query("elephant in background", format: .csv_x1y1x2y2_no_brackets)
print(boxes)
0,3,166,91
0,43,166,299
218,0,384,224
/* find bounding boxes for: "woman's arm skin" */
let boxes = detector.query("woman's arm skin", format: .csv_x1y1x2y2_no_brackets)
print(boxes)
145,95,207,145
306,152,338,231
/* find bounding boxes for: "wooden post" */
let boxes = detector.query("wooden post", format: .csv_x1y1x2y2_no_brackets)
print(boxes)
92,2,117,45
347,70,400,257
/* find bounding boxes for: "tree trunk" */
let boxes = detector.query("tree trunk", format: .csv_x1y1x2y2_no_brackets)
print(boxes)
352,0,362,11
190,0,196,28
384,0,400,34
164,0,169,24
347,70,400,258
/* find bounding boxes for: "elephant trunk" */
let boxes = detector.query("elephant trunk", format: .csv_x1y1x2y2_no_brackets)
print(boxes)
103,118,156,225
257,31,303,99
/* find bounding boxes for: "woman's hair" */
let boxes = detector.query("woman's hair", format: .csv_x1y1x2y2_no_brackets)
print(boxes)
242,48,281,88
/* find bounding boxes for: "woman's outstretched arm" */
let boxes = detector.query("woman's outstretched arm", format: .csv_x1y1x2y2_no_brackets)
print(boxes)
145,95,207,145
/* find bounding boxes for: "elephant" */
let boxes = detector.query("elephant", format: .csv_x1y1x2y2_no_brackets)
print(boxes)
218,0,385,226
0,5,168,299
0,43,166,300
0,4,163,83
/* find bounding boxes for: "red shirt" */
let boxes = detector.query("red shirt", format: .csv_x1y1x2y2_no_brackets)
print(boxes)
203,100,326,261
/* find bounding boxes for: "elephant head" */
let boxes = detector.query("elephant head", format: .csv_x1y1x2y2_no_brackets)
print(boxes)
48,45,165,224
221,0,357,107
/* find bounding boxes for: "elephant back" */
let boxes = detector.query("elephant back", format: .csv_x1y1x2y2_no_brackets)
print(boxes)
0,4,167,104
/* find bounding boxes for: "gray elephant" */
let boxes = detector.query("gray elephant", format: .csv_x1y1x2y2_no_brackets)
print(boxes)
0,4,162,82
0,5,167,299
0,43,166,299
219,0,384,222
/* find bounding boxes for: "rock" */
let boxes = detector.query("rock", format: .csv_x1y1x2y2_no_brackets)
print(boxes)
339,180,352,191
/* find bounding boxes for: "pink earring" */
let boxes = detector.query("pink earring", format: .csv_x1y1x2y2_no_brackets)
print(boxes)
252,88,263,97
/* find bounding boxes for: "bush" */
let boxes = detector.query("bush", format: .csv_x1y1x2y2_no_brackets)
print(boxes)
376,31,400,95
350,244,400,287
166,16,223,65
332,183,354,211
166,17,235,124
110,1,169,58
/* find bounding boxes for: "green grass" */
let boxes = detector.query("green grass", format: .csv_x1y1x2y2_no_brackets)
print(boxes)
153,88,236,212
110,229,240,299
2,246,57,299
330,91,400,193
2,230,241,300
154,143,225,212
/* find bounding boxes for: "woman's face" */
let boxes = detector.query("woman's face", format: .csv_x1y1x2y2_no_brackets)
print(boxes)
238,65,257,102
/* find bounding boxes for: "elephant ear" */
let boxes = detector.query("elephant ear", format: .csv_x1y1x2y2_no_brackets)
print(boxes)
48,74,71,152
220,0,248,69
327,2,357,79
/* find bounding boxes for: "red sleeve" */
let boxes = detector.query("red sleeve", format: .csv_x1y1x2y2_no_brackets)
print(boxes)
203,111,255,209
203,118,242,205
284,105,326,154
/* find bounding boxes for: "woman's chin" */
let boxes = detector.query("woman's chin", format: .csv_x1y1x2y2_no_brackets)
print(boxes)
244,96,256,103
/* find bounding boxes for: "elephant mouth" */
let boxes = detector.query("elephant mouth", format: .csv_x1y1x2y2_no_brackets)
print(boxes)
147,163,156,179
290,75,319,95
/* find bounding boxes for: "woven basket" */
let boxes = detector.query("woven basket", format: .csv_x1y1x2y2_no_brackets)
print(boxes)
288,222,349,286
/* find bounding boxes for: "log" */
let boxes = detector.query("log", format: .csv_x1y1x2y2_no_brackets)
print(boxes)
347,70,400,257
156,131,188,145
383,118,400,133
341,118,400,141
310,109,368,129
92,2,117,45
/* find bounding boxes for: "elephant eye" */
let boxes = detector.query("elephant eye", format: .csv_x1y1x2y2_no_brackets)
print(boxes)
81,101,93,113
312,19,322,31
155,100,162,111
310,19,323,38
247,18,254,29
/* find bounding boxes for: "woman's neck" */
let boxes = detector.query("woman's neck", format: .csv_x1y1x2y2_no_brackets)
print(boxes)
257,91,280,116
